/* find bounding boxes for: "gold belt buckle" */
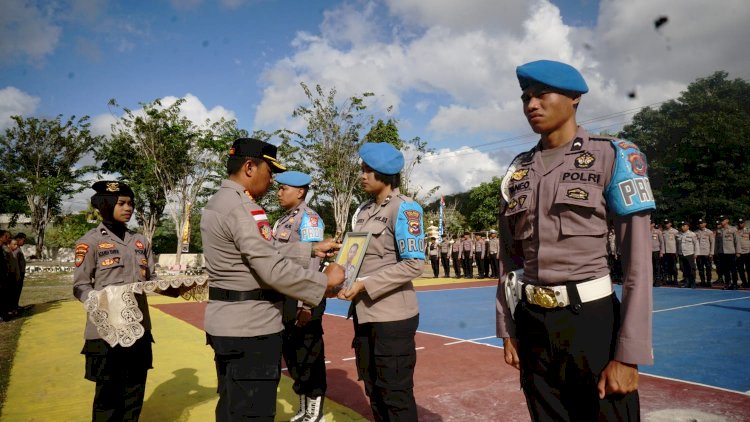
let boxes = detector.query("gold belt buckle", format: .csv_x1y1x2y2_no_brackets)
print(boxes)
531,286,558,308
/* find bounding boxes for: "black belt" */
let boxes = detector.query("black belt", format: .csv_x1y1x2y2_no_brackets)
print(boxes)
209,287,284,303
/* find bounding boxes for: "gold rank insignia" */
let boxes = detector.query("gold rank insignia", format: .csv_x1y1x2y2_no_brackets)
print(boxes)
106,182,119,192
101,257,121,267
511,168,529,181
574,152,595,169
566,188,589,200
98,242,115,249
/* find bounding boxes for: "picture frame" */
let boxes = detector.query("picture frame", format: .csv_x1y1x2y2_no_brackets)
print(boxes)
334,231,372,290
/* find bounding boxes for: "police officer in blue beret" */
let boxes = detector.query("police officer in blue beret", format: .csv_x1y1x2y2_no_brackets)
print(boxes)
272,170,329,422
496,60,655,421
339,142,425,421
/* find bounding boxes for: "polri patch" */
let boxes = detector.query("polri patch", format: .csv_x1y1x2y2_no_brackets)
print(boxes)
628,152,647,176
75,244,89,267
135,240,145,250
396,201,426,260
251,209,272,241
574,152,595,168
404,210,422,235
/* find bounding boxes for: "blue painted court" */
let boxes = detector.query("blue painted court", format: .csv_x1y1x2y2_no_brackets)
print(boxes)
327,285,750,394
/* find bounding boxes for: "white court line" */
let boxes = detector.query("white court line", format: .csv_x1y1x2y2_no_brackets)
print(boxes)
639,372,750,396
653,296,750,313
415,347,425,351
342,357,356,361
444,336,497,346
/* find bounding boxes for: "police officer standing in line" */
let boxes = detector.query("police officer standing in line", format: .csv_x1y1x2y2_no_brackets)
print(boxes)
714,219,725,283
451,234,462,278
736,218,750,287
272,171,329,422
474,233,486,278
73,181,160,421
715,215,741,290
338,142,425,422
694,218,714,287
650,221,665,286
461,232,474,278
487,230,500,279
428,237,440,278
676,221,699,288
201,138,345,422
439,234,451,277
661,219,678,285
496,60,654,421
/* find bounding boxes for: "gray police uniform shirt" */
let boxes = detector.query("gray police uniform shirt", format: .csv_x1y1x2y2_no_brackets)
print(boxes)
738,226,750,254
474,239,485,258
272,201,323,270
715,225,742,255
488,237,500,255
201,179,327,338
695,228,715,256
461,238,473,252
662,228,678,254
352,189,423,324
451,240,461,253
439,240,451,255
73,224,155,340
651,228,664,253
496,127,654,365
676,231,698,256
11,247,25,277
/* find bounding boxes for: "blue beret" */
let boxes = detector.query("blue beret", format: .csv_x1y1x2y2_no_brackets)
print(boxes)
275,171,311,187
359,143,404,175
516,60,589,94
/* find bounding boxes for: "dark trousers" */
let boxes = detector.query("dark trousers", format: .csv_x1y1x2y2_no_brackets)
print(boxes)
516,295,640,422
451,252,461,277
208,333,283,422
474,252,484,277
679,255,697,288
651,252,663,285
662,253,677,283
717,254,739,287
737,253,750,285
429,255,439,277
82,333,153,422
12,274,24,309
353,314,419,422
462,251,473,277
488,253,498,278
696,255,711,284
440,253,450,277
282,319,326,397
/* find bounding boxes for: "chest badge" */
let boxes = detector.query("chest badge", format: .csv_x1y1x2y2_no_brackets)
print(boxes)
511,168,529,181
574,152,595,169
507,195,527,210
566,188,589,200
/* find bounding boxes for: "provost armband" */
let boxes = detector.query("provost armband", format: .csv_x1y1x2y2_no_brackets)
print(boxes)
605,140,656,216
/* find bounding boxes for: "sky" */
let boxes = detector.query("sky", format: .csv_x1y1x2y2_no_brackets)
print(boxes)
2,0,749,212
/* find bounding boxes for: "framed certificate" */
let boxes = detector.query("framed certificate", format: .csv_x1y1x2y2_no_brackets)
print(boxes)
335,232,371,290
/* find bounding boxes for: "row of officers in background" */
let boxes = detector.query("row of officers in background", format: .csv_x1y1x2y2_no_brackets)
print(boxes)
426,231,500,279
643,216,750,289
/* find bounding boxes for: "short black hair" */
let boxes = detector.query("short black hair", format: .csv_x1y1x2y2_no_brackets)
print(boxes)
14,232,26,240
373,170,400,189
227,156,264,175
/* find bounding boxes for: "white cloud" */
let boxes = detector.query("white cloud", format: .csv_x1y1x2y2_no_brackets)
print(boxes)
0,87,40,130
0,0,62,63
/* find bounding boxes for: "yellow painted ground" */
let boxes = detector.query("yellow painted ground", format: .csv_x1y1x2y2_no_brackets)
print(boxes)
3,296,366,421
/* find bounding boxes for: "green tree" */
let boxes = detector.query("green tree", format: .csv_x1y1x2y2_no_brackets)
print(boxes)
0,115,101,258
466,177,502,231
106,98,242,264
45,211,99,257
619,71,750,222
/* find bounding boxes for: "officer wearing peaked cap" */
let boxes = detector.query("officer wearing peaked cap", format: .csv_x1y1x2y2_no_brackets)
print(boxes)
715,215,741,290
736,218,750,287
661,219,679,285
694,218,714,287
201,138,345,421
73,180,158,421
496,60,654,421
272,170,330,422
339,142,425,421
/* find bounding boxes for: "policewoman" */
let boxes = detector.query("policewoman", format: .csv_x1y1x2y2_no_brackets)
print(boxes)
495,60,654,421
338,142,425,422
73,181,157,421
201,138,344,421
272,170,328,422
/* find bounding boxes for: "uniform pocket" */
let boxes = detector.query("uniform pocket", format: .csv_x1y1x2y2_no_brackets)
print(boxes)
364,220,389,257
555,183,607,236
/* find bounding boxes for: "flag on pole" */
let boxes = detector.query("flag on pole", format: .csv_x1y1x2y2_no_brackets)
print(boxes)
439,195,445,239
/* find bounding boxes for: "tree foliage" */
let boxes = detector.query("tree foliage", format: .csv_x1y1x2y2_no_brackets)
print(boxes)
0,115,101,257
619,71,750,222
105,98,243,263
45,211,98,253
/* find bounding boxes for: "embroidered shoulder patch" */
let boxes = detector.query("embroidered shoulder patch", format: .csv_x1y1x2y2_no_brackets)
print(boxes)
395,201,426,260
75,244,89,267
605,139,656,216
251,209,272,241
300,210,324,242
135,240,145,250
